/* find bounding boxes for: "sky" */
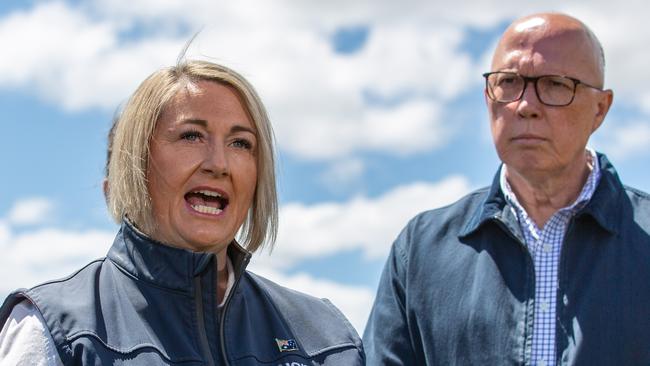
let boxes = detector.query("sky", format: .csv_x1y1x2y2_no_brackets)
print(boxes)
1,0,650,333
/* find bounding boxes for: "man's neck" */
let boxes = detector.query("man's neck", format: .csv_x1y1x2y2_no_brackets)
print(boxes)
505,152,592,228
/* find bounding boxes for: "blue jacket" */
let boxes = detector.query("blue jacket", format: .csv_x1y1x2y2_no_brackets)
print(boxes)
363,154,650,365
0,220,364,365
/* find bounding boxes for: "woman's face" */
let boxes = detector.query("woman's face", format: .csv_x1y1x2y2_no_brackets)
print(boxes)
146,80,258,253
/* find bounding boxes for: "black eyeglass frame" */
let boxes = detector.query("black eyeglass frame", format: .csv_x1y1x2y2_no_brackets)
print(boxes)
482,71,603,107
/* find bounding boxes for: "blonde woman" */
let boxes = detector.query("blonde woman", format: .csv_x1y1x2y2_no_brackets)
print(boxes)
0,60,364,365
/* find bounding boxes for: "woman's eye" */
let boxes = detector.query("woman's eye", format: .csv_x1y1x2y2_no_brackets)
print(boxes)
180,130,203,141
232,138,253,150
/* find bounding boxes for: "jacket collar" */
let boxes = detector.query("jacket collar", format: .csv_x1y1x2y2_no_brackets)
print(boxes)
107,219,251,293
461,152,624,238
460,164,508,238
577,153,625,234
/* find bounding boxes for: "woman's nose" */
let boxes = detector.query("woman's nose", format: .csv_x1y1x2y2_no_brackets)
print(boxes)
200,143,229,177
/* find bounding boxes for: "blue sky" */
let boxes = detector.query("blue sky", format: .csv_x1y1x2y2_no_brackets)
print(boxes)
1,0,650,332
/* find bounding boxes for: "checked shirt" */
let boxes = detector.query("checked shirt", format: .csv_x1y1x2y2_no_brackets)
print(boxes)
500,148,601,366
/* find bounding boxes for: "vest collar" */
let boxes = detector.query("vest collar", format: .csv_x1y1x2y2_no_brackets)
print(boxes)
107,219,251,293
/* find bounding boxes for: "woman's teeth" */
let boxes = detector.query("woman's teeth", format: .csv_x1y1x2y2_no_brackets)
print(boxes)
194,190,223,198
191,204,223,215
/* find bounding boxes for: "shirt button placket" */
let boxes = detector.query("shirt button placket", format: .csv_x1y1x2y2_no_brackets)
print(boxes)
540,299,549,313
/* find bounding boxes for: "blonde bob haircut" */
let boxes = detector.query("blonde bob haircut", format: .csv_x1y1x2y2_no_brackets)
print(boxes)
107,60,278,252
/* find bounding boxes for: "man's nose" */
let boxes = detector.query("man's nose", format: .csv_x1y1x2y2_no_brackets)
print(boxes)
516,80,541,118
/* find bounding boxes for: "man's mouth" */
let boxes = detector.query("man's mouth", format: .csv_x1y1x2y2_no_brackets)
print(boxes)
184,189,229,215
513,133,545,140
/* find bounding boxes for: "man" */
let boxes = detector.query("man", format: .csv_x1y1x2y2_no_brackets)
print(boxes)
364,12,650,365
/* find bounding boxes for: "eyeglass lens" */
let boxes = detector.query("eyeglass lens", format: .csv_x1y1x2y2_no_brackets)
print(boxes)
487,73,576,106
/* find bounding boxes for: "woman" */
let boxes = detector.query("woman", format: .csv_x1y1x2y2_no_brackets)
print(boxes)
0,60,364,365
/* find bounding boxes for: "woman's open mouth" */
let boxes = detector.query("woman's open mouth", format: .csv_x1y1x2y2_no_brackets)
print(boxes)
184,189,229,215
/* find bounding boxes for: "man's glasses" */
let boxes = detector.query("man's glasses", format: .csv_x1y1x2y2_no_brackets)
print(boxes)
483,71,603,107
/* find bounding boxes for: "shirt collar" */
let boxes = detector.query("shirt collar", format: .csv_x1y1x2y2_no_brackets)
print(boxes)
461,151,624,238
499,147,601,221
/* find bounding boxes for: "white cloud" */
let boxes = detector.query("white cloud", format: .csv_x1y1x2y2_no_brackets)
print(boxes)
566,8,650,109
0,2,112,85
0,2,472,160
186,23,467,159
6,198,54,226
640,93,650,115
274,98,446,159
593,119,650,159
0,220,9,246
354,24,472,101
246,266,375,333
0,227,114,296
2,0,650,162
0,1,184,110
364,100,447,155
255,175,472,271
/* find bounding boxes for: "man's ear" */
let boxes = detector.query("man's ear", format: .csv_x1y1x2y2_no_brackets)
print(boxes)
592,89,614,133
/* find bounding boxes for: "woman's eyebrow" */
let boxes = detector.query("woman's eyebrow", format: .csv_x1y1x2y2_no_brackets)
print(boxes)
180,118,208,127
231,125,257,136
178,119,255,135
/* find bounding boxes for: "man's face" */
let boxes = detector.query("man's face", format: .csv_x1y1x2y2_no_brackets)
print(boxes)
486,16,613,180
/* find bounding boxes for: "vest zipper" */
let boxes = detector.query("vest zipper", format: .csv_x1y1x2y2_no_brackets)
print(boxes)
194,276,216,366
219,253,251,366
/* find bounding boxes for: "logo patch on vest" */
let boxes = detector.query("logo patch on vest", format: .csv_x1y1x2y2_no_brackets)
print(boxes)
275,338,299,352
